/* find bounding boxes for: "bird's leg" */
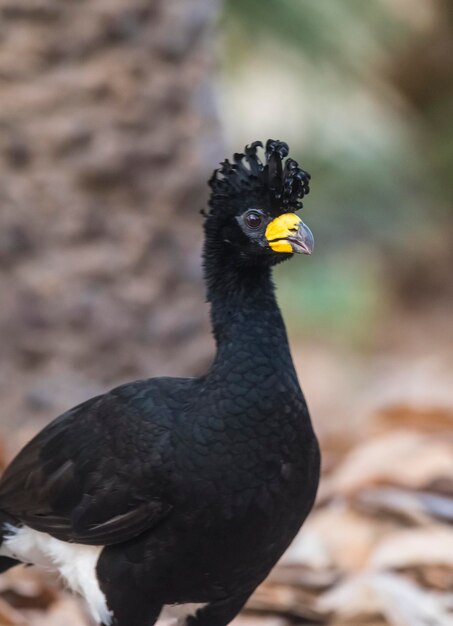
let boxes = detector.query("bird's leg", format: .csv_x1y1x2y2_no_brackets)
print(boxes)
186,591,252,626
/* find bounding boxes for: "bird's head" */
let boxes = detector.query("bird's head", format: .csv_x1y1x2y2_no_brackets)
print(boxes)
204,139,313,268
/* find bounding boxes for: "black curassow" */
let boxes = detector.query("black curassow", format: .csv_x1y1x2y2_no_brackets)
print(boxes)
0,140,320,626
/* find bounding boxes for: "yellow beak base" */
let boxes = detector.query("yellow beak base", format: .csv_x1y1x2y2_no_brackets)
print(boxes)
265,213,302,253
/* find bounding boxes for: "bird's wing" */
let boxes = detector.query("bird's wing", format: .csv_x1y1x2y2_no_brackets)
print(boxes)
0,384,174,545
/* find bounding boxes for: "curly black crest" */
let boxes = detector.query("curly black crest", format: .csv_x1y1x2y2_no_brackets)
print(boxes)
208,140,310,214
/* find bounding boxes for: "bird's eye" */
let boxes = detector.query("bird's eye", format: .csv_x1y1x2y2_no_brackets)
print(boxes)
244,211,263,229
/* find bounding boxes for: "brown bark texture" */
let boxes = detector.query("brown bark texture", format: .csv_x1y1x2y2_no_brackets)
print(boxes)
0,0,222,431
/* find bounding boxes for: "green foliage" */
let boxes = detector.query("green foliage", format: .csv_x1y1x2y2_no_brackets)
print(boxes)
275,251,383,347
225,0,404,76
222,0,453,336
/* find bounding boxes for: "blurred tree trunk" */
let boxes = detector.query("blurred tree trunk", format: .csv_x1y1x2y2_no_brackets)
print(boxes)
385,0,453,309
0,0,222,429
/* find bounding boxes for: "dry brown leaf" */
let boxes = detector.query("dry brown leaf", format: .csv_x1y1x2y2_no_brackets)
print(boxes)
316,435,355,476
0,439,9,474
0,567,58,613
373,572,453,626
353,487,453,525
405,565,453,592
328,431,453,496
0,582,57,613
418,491,453,519
427,477,453,497
318,572,453,626
282,527,334,570
0,597,26,626
23,595,89,626
330,621,388,626
354,487,428,525
370,526,453,571
317,573,382,622
372,405,453,435
303,505,390,573
268,564,339,592
231,615,288,626
246,582,324,622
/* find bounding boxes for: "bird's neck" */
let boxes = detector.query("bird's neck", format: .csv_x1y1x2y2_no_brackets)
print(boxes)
202,244,308,437
204,251,292,369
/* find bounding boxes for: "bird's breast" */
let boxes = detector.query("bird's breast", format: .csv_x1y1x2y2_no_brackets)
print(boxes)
175,413,319,524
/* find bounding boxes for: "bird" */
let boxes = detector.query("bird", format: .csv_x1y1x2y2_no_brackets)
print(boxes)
0,139,320,626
